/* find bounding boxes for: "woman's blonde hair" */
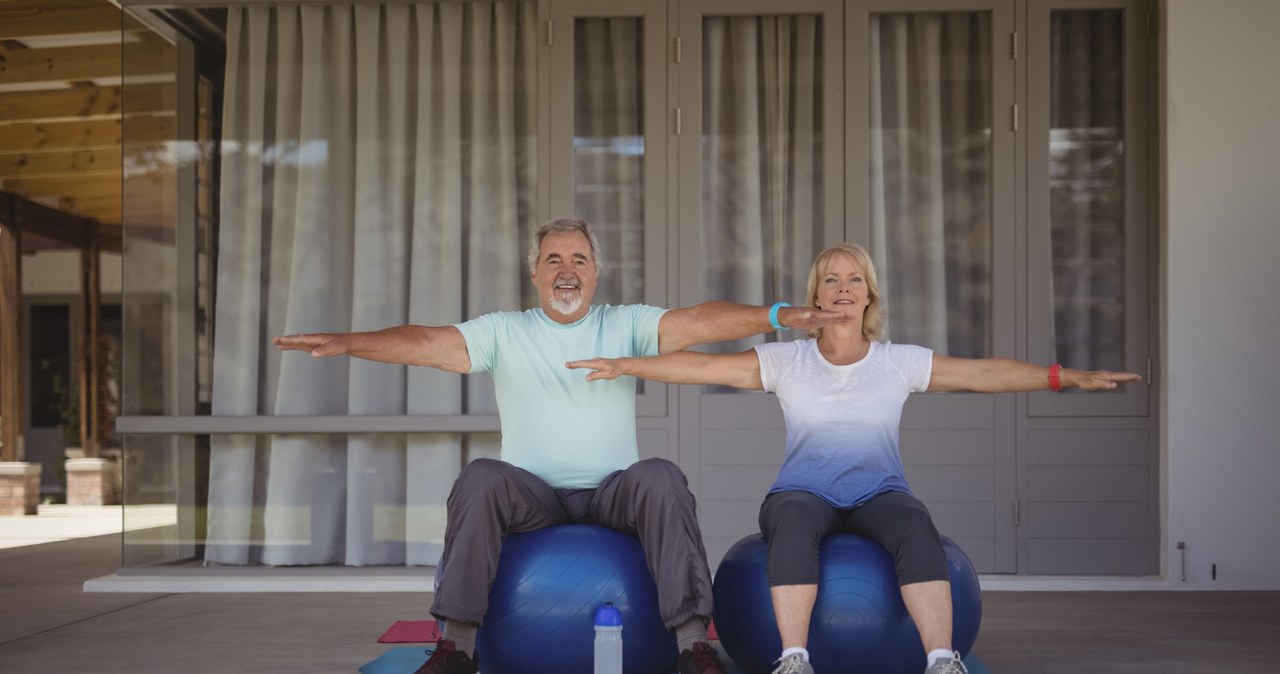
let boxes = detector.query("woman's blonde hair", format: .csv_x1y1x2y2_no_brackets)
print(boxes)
803,243,885,341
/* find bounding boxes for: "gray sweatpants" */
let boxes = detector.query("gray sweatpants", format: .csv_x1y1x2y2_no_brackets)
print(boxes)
429,457,714,630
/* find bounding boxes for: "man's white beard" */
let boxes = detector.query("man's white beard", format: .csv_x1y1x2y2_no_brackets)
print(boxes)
549,293,583,315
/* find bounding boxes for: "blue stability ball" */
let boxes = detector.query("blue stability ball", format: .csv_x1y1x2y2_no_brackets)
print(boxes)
713,533,982,674
475,524,677,674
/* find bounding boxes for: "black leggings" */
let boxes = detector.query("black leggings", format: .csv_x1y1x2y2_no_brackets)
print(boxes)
757,490,948,587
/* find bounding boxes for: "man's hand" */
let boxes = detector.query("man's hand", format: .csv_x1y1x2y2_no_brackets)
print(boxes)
658,302,853,353
1066,369,1143,391
777,306,852,331
565,358,626,381
273,333,350,358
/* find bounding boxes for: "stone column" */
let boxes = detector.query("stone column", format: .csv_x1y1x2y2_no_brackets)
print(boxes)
0,462,42,516
66,457,118,506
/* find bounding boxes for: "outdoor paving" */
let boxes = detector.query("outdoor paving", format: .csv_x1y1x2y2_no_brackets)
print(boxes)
0,508,426,673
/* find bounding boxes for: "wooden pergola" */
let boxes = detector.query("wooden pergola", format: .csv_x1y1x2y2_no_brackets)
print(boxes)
0,193,117,461
1,0,170,462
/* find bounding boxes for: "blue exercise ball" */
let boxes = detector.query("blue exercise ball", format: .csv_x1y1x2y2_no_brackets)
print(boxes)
713,533,982,674
475,524,677,674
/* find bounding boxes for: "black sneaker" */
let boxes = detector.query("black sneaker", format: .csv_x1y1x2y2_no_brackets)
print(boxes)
677,642,730,674
411,640,479,674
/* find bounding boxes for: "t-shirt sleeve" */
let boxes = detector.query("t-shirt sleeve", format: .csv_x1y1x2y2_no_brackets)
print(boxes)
454,313,501,373
753,340,795,393
885,342,934,393
630,305,668,357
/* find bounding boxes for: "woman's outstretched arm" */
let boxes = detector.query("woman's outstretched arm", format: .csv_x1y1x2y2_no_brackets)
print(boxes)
927,355,1141,393
567,349,763,390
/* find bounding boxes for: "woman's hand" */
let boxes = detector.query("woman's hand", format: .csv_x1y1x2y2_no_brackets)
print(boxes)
565,357,627,381
930,355,1142,393
1066,368,1143,391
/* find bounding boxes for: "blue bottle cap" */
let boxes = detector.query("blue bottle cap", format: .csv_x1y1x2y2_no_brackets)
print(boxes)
594,602,623,627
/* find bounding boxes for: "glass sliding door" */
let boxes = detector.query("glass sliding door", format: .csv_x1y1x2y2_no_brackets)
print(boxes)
1028,0,1149,416
676,0,844,568
1022,0,1154,576
548,0,668,417
867,11,996,357
848,0,1017,573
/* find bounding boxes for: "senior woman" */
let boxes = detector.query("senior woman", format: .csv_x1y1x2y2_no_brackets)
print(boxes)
567,243,1141,674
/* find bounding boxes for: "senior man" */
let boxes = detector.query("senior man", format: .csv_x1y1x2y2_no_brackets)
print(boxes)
275,217,843,674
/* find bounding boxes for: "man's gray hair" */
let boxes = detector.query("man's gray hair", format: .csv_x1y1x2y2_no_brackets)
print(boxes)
526,217,603,275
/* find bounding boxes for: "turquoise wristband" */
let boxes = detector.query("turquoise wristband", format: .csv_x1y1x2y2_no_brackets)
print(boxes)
769,302,791,330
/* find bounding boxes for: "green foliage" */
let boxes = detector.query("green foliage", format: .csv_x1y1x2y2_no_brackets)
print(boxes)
46,365,81,450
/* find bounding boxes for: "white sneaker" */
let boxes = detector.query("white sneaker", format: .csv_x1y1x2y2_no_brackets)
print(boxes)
924,654,969,674
771,652,814,674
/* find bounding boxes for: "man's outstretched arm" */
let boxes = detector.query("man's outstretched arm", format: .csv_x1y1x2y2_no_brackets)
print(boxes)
656,302,848,354
273,325,471,373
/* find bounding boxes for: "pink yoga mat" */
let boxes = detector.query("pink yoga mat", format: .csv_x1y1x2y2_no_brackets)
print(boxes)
377,620,718,643
377,620,441,643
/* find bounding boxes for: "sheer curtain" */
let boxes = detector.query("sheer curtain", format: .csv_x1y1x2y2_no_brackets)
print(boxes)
869,13,992,357
207,2,536,566
701,15,823,356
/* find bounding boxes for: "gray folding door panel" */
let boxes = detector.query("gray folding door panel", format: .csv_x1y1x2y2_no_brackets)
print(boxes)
1024,428,1151,465
700,427,788,465
701,500,763,538
699,462,781,502
1027,466,1149,502
1029,538,1151,576
637,428,676,462
901,429,998,466
1025,0,1151,418
676,0,846,578
1028,501,1149,539
1022,426,1155,574
698,393,785,430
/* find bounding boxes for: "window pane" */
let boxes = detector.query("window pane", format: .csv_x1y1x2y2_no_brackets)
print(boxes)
574,18,645,305
28,305,72,429
1048,10,1125,374
869,12,993,358
701,14,826,358
123,431,497,568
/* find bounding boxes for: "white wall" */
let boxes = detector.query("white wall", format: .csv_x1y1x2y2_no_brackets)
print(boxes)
21,251,123,296
1163,0,1280,589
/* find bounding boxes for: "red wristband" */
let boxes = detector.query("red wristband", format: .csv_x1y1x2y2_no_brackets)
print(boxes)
1048,363,1063,392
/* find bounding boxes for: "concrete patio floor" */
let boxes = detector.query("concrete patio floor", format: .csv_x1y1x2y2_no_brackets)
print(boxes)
0,508,428,673
3,508,1278,673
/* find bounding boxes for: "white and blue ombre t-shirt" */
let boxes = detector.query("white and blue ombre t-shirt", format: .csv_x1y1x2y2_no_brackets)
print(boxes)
455,304,666,489
753,339,934,508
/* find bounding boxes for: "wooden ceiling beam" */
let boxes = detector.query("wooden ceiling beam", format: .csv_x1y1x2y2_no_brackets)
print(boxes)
0,6,123,41
0,0,110,11
0,147,120,180
0,83,174,122
4,175,121,199
59,198,121,227
0,189,95,248
0,42,122,86
0,39,172,87
0,114,174,152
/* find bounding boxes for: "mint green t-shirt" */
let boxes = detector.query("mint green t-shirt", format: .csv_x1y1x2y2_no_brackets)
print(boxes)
455,304,667,488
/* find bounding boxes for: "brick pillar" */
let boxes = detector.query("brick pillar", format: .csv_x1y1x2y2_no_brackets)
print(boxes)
65,457,118,506
0,462,41,516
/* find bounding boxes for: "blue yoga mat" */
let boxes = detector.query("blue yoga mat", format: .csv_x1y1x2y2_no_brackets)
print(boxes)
358,645,991,674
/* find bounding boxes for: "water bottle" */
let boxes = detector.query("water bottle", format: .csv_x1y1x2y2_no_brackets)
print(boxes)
593,602,623,674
